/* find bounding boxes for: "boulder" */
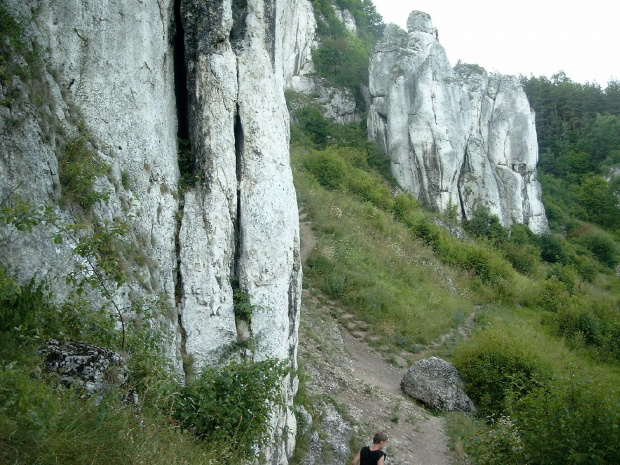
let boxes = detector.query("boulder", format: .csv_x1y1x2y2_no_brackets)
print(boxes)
39,341,128,396
400,357,476,413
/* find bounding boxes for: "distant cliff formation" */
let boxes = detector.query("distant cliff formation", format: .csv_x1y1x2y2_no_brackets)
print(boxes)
368,12,548,233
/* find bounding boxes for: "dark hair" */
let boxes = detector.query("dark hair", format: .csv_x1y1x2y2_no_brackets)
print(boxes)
373,432,388,444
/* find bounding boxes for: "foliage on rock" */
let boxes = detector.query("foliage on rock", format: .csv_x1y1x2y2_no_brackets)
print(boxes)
172,359,289,461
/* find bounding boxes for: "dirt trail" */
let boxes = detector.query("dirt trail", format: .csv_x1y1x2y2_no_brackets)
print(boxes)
298,214,455,465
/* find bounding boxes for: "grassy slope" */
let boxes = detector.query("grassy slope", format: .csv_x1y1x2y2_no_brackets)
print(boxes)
291,135,620,462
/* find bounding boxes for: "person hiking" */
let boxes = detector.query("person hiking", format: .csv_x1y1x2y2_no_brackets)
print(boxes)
434,27,439,40
351,432,388,465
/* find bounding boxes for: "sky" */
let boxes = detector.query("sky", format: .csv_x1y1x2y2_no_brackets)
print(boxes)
370,0,619,86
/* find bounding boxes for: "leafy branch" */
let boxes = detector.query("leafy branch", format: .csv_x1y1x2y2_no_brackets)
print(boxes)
1,193,137,349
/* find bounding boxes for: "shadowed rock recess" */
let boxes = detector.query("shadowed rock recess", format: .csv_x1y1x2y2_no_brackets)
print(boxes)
368,11,548,233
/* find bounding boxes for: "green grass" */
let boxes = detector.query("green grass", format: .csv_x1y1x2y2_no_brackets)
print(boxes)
290,111,620,463
294,148,475,346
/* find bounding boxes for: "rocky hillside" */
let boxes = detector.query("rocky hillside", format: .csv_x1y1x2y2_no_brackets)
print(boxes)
2,1,566,464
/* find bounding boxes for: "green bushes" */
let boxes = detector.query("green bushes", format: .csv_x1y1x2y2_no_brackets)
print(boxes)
506,377,620,464
0,364,222,465
452,329,548,418
463,205,507,242
300,146,394,212
302,148,349,190
531,276,620,360
310,0,383,103
578,231,618,267
458,376,620,465
59,136,110,210
537,233,569,264
172,359,289,461
293,104,333,147
410,219,514,286
502,242,540,275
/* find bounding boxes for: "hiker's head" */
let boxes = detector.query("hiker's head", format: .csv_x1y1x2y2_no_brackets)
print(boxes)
373,432,388,444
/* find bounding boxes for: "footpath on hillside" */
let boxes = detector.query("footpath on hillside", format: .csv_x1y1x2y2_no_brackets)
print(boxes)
297,217,458,465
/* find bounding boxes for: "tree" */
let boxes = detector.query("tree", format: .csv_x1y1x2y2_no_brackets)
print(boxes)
578,176,620,228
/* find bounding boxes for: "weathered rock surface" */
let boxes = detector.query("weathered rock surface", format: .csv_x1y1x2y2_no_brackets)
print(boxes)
401,357,476,413
39,341,128,396
1,0,301,462
282,0,363,124
282,0,318,89
368,11,548,233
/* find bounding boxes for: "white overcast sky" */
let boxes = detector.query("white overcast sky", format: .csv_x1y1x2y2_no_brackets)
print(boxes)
370,0,619,86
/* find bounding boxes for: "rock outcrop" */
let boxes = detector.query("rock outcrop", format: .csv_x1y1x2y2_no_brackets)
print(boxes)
39,341,129,397
1,0,301,462
368,12,548,233
401,357,476,413
282,0,364,124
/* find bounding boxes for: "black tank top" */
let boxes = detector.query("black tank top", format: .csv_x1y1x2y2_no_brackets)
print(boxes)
360,446,386,465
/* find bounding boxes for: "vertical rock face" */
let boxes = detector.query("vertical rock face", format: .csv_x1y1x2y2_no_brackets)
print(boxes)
368,11,548,233
1,0,301,462
1,0,182,365
281,0,317,89
57,0,183,362
180,0,301,461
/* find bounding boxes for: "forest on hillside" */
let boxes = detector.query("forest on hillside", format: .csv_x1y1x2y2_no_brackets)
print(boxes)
521,73,620,230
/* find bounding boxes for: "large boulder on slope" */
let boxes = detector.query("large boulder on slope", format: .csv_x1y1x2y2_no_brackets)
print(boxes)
401,357,476,413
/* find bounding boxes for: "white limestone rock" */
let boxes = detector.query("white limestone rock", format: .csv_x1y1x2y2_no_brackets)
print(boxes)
282,0,363,124
2,1,302,461
181,0,302,462
282,0,317,88
333,4,358,34
368,11,548,233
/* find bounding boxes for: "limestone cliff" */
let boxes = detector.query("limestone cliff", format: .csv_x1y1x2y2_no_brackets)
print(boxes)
282,0,364,124
368,12,548,233
0,0,301,462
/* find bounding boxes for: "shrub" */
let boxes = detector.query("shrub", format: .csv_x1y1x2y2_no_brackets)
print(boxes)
555,304,602,346
452,329,548,417
293,105,332,147
302,148,348,190
537,233,568,264
506,377,620,464
546,264,577,293
464,204,507,243
537,277,571,313
580,232,618,267
392,193,418,221
502,242,540,275
59,136,110,210
345,169,393,210
172,359,288,461
0,363,221,465
461,377,620,465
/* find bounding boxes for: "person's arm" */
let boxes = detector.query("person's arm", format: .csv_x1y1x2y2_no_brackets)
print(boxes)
378,454,385,465
351,451,361,465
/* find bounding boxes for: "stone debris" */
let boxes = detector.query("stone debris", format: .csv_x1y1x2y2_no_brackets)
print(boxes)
39,340,128,397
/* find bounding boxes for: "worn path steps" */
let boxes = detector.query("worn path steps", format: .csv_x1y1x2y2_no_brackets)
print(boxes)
298,212,455,465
